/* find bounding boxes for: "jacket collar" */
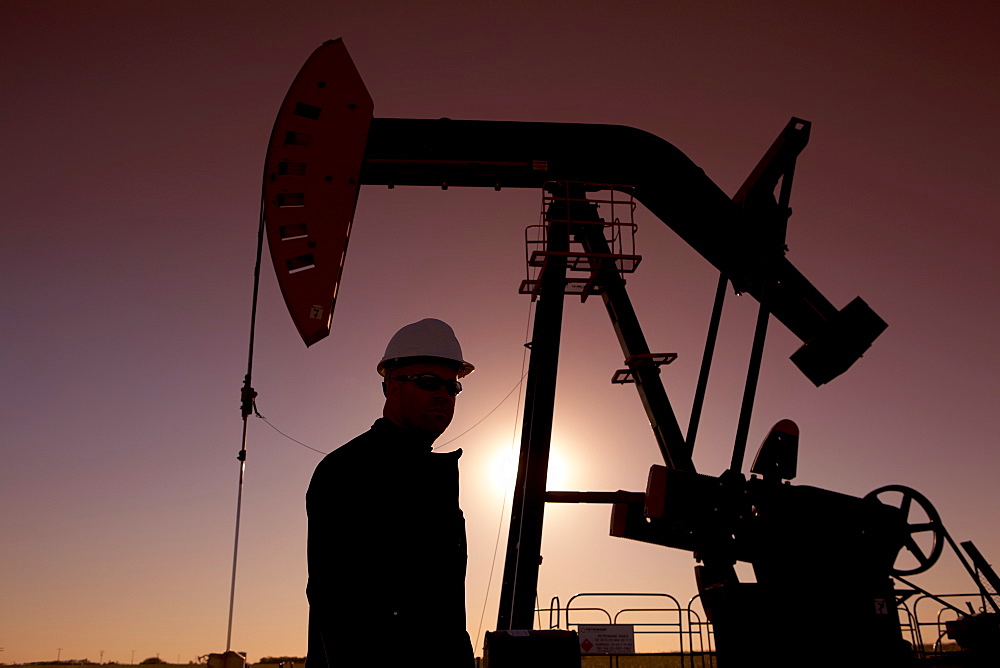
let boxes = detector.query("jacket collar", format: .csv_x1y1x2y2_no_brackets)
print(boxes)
371,417,463,458
372,417,436,452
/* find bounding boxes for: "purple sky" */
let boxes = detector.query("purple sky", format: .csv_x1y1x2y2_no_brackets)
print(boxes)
3,0,999,662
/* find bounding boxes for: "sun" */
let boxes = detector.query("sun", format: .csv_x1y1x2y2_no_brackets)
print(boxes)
489,441,573,493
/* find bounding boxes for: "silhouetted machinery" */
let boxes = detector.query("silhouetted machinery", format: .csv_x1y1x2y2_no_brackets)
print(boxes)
262,40,999,666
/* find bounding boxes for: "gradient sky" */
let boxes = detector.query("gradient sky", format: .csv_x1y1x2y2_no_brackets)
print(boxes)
3,0,999,663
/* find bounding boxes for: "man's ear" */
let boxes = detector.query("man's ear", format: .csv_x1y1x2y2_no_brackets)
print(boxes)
381,380,387,397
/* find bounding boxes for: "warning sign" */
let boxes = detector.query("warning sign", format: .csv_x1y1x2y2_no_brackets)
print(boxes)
577,624,635,655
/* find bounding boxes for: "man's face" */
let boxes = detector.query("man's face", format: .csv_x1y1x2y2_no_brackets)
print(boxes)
383,361,460,436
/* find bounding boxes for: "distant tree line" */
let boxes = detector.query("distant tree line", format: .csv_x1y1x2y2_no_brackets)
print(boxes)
256,658,304,665
23,660,165,666
24,660,166,666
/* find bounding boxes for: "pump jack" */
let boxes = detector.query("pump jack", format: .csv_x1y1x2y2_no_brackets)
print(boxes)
261,40,999,666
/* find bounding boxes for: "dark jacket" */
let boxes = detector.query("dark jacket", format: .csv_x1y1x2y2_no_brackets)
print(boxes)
306,418,474,667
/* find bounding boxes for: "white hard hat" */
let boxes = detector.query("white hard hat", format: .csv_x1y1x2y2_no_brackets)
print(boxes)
377,318,474,378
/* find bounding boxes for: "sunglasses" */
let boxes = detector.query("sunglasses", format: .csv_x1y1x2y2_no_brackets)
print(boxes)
391,373,463,396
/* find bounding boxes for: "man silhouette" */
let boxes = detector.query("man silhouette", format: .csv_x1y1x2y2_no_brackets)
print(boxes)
306,319,475,667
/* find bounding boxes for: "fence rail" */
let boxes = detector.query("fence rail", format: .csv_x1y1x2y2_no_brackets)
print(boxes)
535,589,995,664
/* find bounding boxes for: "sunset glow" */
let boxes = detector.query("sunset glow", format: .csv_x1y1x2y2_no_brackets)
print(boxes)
487,441,573,493
3,1,999,663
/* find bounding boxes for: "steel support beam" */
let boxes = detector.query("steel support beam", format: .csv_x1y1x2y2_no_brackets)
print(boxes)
576,224,695,471
496,216,570,630
687,273,728,448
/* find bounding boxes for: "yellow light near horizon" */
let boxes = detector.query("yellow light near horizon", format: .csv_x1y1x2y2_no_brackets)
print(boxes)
490,442,573,493
548,448,571,489
491,446,518,492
